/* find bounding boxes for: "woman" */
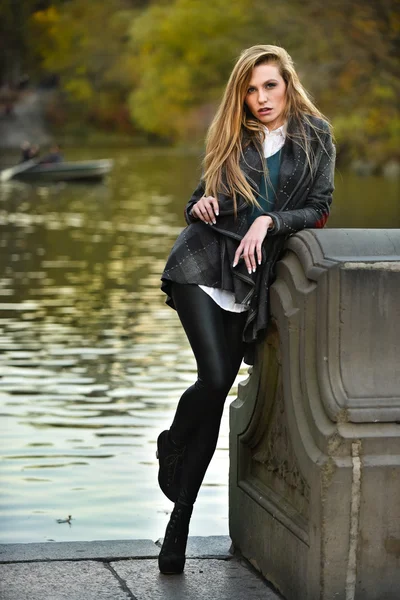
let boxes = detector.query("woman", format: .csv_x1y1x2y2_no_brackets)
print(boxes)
157,44,335,575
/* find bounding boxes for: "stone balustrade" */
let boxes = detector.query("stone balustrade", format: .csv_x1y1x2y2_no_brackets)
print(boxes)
229,229,400,600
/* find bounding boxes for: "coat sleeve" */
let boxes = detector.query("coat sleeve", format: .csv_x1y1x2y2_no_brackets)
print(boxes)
184,179,205,225
264,132,336,235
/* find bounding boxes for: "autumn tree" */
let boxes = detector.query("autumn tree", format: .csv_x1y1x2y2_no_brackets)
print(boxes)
128,0,253,138
130,0,399,160
30,0,141,130
0,0,62,84
5,0,397,159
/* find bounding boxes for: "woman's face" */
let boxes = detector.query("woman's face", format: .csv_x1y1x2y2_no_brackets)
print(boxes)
244,63,287,130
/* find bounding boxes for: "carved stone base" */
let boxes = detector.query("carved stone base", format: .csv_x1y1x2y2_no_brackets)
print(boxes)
229,230,400,600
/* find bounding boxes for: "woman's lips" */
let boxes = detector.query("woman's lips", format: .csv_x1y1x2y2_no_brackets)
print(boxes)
258,107,272,115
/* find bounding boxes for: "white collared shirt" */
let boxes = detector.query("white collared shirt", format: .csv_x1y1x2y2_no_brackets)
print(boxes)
199,123,287,313
262,123,287,157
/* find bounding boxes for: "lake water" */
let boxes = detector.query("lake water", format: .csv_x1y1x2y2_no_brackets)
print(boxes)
0,146,398,544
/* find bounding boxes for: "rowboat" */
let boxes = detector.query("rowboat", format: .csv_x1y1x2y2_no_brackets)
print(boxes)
10,159,113,183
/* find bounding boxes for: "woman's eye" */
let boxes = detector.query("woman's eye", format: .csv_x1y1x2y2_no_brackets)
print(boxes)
247,87,256,94
266,83,277,89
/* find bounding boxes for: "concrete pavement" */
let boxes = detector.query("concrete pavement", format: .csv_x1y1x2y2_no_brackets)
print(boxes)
0,536,283,600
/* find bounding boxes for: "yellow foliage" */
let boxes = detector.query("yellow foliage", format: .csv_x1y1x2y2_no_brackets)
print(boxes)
23,0,399,158
64,79,93,102
32,6,59,25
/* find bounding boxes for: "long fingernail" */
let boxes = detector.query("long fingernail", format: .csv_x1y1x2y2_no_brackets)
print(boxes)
213,220,216,224
215,211,219,216
248,269,252,274
232,262,237,268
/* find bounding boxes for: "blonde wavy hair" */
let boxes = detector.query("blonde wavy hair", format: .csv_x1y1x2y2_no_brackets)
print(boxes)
203,45,332,210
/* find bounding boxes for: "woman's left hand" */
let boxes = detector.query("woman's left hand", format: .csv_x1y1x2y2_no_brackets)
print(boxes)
233,216,273,274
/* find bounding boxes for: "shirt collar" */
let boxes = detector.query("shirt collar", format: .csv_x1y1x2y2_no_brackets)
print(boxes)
264,123,287,137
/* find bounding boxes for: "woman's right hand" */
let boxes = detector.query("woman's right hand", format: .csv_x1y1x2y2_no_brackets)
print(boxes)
190,195,219,225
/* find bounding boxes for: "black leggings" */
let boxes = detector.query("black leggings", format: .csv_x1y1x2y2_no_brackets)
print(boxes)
169,283,247,505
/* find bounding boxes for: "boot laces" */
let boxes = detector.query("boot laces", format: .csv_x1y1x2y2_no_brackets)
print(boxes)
164,447,185,485
164,506,182,545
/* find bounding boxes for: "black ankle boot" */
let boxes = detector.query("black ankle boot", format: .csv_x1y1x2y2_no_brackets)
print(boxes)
158,502,193,574
156,430,186,502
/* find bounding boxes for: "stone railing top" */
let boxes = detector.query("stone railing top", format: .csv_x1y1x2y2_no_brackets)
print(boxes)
273,228,400,423
286,229,400,278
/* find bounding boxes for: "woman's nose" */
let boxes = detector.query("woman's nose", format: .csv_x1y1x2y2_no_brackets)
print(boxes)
258,89,268,104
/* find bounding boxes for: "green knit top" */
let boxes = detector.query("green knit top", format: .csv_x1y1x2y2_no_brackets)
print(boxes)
247,149,281,226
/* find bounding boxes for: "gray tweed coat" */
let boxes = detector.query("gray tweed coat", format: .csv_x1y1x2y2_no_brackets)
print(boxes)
161,114,336,364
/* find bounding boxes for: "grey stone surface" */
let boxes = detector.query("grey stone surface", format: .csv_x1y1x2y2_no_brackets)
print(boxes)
287,229,400,423
229,229,400,600
167,536,232,558
0,561,130,600
112,557,281,600
0,536,232,564
297,228,400,262
0,539,158,563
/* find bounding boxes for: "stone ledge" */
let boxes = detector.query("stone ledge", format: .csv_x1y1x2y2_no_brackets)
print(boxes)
0,555,282,600
0,536,232,563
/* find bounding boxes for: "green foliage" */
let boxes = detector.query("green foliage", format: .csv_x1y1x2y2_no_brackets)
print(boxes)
128,0,399,160
128,0,252,137
4,0,398,159
30,1,139,130
0,0,59,82
292,0,400,161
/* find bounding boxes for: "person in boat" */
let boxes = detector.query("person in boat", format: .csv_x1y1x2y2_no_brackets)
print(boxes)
20,141,31,162
29,144,41,160
40,143,63,164
156,44,336,575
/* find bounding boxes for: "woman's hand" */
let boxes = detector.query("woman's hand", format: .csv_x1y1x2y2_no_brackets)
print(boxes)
233,216,273,274
190,195,219,224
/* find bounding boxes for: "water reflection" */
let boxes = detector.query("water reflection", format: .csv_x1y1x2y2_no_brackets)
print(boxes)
0,147,398,544
0,149,239,543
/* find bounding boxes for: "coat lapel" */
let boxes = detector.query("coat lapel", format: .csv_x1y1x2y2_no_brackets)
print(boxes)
240,140,263,191
275,118,307,211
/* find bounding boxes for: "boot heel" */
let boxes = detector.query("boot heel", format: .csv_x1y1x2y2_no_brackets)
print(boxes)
158,502,193,575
